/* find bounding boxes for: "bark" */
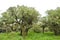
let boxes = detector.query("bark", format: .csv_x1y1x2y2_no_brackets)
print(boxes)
54,30,60,35
20,29,22,36
43,27,45,33
20,26,27,37
54,30,57,35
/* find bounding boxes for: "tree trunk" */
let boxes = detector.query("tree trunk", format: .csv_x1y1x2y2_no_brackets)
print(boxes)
43,27,45,33
54,30,57,35
25,28,28,35
20,26,27,37
20,29,22,36
54,29,58,35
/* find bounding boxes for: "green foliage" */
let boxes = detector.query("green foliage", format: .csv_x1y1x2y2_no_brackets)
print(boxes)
0,5,40,36
1,5,39,26
32,23,41,33
46,7,60,35
39,17,48,33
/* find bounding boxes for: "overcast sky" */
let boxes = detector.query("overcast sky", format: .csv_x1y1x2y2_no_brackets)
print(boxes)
0,0,60,16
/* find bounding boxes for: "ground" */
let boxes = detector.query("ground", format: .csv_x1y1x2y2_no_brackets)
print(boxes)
0,31,60,40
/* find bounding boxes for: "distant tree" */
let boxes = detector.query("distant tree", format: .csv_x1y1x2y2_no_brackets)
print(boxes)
40,17,48,33
46,7,60,35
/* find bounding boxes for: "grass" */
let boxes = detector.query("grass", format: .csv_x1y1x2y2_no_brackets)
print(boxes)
0,31,60,40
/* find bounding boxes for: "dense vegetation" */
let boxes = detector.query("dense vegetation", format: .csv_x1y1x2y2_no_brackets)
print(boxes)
0,5,60,40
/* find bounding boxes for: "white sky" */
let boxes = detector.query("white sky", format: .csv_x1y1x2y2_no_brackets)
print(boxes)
0,0,60,16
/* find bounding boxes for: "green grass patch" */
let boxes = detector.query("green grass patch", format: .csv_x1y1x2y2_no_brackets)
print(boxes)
0,31,60,40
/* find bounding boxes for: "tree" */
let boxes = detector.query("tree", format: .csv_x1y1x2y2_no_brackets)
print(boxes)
46,7,60,35
1,5,40,37
40,17,48,33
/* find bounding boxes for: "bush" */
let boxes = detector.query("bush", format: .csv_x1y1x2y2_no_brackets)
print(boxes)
32,24,41,33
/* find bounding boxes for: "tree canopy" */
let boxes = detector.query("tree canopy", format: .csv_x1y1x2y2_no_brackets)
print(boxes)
46,7,60,35
0,5,40,37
